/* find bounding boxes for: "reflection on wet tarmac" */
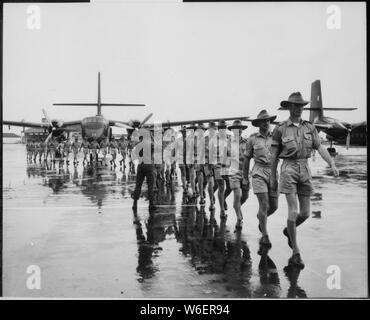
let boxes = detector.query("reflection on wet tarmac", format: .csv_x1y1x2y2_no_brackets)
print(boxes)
283,265,307,298
177,206,254,297
2,145,367,298
254,246,281,298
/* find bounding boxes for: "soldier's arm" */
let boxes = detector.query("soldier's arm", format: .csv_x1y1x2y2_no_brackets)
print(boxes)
311,126,339,176
270,146,280,182
317,145,339,176
270,127,282,184
243,138,253,180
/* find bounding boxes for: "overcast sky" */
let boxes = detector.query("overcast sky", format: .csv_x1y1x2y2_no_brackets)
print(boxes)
3,1,366,135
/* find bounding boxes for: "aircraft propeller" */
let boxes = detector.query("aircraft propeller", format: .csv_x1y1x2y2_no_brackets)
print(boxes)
138,113,153,128
336,121,352,150
42,108,72,144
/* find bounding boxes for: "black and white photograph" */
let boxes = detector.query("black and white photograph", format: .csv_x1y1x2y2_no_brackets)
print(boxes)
1,1,367,300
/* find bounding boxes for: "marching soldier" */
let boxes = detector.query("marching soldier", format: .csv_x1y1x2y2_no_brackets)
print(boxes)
71,137,80,165
48,139,57,163
40,140,46,162
226,119,249,229
245,110,279,248
64,139,72,165
118,135,128,170
109,138,119,167
214,120,232,219
89,140,100,164
204,121,218,210
131,130,157,211
79,139,90,165
100,139,109,164
177,126,188,194
270,92,339,269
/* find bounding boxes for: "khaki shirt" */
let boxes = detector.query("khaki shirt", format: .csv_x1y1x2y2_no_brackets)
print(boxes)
245,131,273,165
228,137,248,175
271,118,320,159
90,141,100,151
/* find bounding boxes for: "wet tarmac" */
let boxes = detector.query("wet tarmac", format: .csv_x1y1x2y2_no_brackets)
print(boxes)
2,144,368,298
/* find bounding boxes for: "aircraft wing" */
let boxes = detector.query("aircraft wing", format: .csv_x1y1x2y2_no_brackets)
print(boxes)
109,120,133,128
141,116,250,129
3,120,49,129
61,120,83,128
313,123,334,129
351,121,367,130
303,107,357,111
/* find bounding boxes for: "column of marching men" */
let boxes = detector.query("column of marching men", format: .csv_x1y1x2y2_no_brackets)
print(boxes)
26,136,132,169
24,91,340,269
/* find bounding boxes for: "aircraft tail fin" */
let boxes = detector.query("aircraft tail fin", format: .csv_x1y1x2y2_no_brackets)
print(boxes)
309,80,323,122
98,72,101,115
53,72,145,114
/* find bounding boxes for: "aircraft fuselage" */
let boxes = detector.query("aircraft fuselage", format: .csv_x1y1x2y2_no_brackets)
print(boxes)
314,116,351,138
81,116,110,143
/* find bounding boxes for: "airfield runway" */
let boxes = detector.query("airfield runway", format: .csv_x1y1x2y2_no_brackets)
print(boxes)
2,144,367,298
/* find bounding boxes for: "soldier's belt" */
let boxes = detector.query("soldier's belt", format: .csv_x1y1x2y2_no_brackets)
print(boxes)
283,158,308,164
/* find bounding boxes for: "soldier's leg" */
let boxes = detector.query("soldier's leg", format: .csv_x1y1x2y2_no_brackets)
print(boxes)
122,153,126,168
188,166,196,195
240,182,249,205
285,193,300,254
197,169,205,204
207,175,215,209
215,166,226,217
153,165,159,190
224,177,232,210
268,195,279,216
296,167,313,225
146,165,156,209
232,186,243,227
165,162,171,183
112,152,116,166
216,178,226,216
179,165,186,190
256,193,270,236
132,164,145,201
297,195,310,226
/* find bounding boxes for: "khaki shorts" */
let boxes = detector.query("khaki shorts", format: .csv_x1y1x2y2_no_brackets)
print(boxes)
251,164,278,197
214,164,228,181
279,159,313,196
203,164,215,178
229,170,249,192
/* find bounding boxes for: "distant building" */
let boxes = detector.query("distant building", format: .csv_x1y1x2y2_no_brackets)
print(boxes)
2,132,21,144
21,118,81,143
23,127,49,143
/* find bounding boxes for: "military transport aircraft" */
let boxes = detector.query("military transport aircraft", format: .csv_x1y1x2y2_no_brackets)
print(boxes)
3,72,150,143
279,80,367,153
3,72,250,143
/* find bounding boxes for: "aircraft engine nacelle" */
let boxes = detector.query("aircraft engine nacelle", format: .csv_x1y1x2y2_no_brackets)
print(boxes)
51,119,64,128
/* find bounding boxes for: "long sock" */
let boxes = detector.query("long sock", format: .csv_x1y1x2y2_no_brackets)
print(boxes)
287,220,299,254
258,213,267,236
